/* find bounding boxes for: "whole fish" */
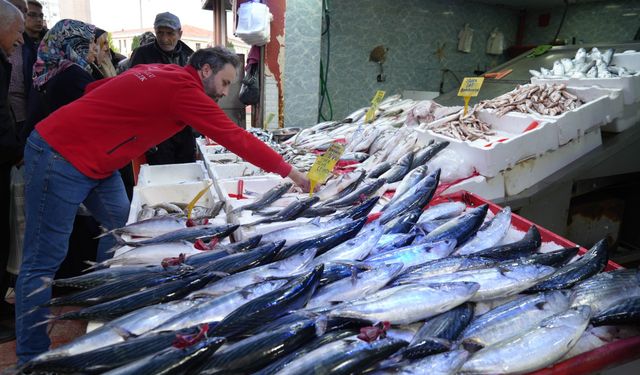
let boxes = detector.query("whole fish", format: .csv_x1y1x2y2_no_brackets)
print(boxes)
312,222,384,264
389,166,428,206
328,282,480,325
570,268,640,314
429,263,556,301
46,265,165,289
365,240,457,273
151,279,290,333
473,225,541,260
404,303,474,359
456,207,512,255
461,291,571,350
98,216,187,239
121,224,239,247
500,246,579,268
95,242,201,268
306,263,403,309
199,319,318,374
383,209,421,235
193,241,285,274
272,337,408,375
368,161,392,179
410,141,450,170
330,196,379,221
276,218,366,260
249,196,321,225
319,170,367,203
325,178,387,208
232,182,293,213
379,169,440,224
369,233,416,256
209,265,324,338
527,239,608,292
460,306,591,374
391,255,495,286
397,349,469,375
319,262,370,286
260,217,353,247
255,330,356,375
192,248,316,297
591,296,640,326
379,152,414,183
297,206,337,218
417,202,467,224
421,204,488,245
102,336,226,375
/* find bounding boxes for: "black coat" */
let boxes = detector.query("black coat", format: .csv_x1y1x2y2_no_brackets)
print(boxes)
0,51,22,166
22,31,47,104
129,40,194,68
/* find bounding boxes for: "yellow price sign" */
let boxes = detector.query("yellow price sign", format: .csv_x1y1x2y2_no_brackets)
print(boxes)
364,90,386,123
186,182,213,219
458,77,484,116
307,142,345,196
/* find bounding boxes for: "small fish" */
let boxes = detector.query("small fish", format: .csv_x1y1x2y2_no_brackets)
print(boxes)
232,182,293,213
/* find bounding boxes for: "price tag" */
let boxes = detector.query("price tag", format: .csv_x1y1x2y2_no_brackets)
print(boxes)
457,77,484,116
364,90,386,123
307,142,345,196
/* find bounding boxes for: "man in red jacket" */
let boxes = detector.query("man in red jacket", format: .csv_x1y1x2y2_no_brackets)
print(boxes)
14,46,310,363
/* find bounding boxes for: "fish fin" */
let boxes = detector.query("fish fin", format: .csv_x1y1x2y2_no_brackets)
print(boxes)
315,315,328,336
112,326,137,340
26,277,53,297
30,315,56,329
461,339,485,353
535,301,547,310
309,217,321,226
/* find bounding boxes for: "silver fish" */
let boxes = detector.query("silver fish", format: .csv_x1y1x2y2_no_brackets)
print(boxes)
397,349,469,375
389,166,428,206
365,240,457,273
570,268,640,315
312,222,384,265
456,207,512,255
417,202,467,224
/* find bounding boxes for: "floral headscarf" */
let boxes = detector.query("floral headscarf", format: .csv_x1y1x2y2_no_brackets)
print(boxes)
32,19,96,88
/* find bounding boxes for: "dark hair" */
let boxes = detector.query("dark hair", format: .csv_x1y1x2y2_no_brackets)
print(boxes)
27,0,43,9
188,46,241,75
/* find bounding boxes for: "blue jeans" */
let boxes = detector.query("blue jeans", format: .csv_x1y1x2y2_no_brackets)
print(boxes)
15,131,130,363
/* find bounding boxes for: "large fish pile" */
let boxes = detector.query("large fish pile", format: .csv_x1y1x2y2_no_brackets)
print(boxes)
529,47,637,79
480,83,584,117
20,165,639,374
421,105,495,141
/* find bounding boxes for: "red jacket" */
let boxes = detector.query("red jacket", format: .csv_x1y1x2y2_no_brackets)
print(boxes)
36,64,292,179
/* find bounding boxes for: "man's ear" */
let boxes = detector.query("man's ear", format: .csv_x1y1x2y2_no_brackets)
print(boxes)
200,63,212,78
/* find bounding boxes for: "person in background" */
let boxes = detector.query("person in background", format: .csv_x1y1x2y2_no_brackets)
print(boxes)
0,0,25,344
91,28,117,79
15,46,310,363
116,31,155,74
129,11,197,166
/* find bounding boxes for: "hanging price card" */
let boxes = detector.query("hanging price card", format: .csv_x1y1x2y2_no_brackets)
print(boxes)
364,90,386,123
307,142,345,196
457,77,484,116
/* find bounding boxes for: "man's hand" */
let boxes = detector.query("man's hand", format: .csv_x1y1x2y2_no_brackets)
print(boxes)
287,167,314,192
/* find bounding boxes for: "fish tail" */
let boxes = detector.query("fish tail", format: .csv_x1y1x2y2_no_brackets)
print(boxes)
94,225,115,239
29,314,57,329
26,277,54,298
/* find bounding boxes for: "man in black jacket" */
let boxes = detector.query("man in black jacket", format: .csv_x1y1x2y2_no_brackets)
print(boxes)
129,11,196,166
0,0,25,344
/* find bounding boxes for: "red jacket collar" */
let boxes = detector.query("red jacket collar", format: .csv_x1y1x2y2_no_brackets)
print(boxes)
185,65,204,90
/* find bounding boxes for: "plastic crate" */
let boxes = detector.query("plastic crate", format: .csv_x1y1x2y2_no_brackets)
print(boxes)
136,161,208,187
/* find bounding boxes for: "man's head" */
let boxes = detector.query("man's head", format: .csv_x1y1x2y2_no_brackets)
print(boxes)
0,0,25,57
25,0,44,38
189,47,241,102
7,0,26,14
153,12,181,53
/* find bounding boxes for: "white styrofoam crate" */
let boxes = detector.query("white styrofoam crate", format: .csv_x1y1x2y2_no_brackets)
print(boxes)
503,127,602,196
217,175,286,206
442,174,506,202
128,179,221,225
136,161,208,187
210,162,273,180
417,111,558,178
601,100,640,133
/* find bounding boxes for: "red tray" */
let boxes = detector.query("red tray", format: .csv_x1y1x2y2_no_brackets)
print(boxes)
436,191,638,374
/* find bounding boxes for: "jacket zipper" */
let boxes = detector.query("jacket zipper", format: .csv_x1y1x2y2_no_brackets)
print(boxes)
106,136,137,155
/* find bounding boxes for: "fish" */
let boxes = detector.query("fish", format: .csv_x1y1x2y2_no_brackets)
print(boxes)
94,242,202,268
271,337,408,375
248,196,321,225
591,296,640,326
455,207,511,255
417,202,467,224
324,178,387,209
209,265,324,338
527,239,608,292
120,224,239,247
98,216,187,239
378,152,414,183
368,233,416,257
260,217,353,247
328,282,480,325
232,182,293,213
570,268,640,315
410,141,449,170
365,240,457,273
460,306,591,374
297,206,337,218
390,166,428,205
254,330,357,375
500,247,579,268
319,262,371,286
461,291,571,350
396,349,469,375
318,170,367,202
383,209,421,235
306,263,403,309
312,222,384,265
404,303,474,359
102,335,226,375
151,279,290,333
379,169,440,224
192,241,285,275
472,225,541,260
198,319,319,374
275,218,366,260
391,255,495,286
191,248,316,297
330,196,380,221
368,161,392,179
421,263,556,301
46,265,165,289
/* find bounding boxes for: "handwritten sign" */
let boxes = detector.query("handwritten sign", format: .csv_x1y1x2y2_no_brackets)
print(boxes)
307,142,345,196
364,90,386,123
457,77,484,116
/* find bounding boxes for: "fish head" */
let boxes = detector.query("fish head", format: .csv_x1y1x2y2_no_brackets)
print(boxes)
428,239,457,257
382,263,404,278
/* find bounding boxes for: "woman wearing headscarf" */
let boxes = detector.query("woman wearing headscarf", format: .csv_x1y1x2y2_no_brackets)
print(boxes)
22,18,97,143
91,27,124,79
